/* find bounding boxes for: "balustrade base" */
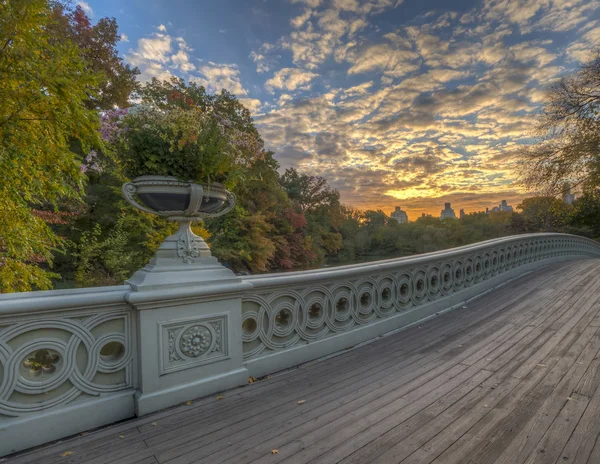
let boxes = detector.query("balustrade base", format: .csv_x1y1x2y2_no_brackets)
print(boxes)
0,390,135,457
134,367,248,416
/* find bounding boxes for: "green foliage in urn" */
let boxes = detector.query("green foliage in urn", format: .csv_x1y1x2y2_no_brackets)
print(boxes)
115,81,262,188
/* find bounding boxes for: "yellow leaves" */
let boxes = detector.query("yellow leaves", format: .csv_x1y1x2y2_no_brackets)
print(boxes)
60,451,73,457
248,376,256,384
185,401,192,405
118,435,125,439
217,396,225,400
297,400,305,405
271,450,279,455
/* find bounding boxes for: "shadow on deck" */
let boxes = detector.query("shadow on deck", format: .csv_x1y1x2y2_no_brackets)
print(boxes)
7,258,600,464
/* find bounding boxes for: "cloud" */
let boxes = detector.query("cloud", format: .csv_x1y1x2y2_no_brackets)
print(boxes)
239,98,263,112
76,1,93,17
291,9,312,28
265,67,319,92
566,23,600,62
290,0,322,7
346,43,419,76
158,24,167,32
193,62,248,95
120,33,129,43
124,0,598,216
250,43,279,73
125,26,174,82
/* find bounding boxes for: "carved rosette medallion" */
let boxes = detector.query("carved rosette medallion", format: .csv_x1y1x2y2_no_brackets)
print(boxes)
159,315,229,375
180,325,212,357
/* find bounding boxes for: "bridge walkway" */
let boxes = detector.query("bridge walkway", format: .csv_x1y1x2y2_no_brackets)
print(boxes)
7,258,600,464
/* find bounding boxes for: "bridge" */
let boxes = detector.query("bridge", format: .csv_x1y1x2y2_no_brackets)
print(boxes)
2,234,600,463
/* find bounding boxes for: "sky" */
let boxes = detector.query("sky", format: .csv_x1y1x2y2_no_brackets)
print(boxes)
81,0,600,219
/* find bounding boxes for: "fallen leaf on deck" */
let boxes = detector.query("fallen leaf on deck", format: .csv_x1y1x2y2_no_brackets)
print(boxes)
248,376,256,384
185,401,192,405
151,422,157,427
216,395,225,400
118,435,125,439
297,400,305,405
567,397,575,401
272,450,279,454
60,451,73,457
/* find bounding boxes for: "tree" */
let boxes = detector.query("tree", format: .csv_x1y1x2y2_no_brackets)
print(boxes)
49,3,140,110
568,193,600,238
280,168,344,261
524,50,600,194
517,197,570,231
0,0,101,292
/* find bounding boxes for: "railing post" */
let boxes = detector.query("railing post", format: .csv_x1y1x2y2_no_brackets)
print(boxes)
124,231,251,416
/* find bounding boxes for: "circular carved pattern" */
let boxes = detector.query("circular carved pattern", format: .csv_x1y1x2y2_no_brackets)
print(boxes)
308,303,322,321
242,317,258,337
396,273,413,309
427,266,441,299
241,236,600,361
100,342,125,364
440,263,453,295
413,269,428,304
180,325,212,357
21,349,60,379
0,312,133,417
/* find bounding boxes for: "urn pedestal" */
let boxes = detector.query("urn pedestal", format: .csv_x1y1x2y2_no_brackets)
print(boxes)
121,175,237,291
122,176,250,415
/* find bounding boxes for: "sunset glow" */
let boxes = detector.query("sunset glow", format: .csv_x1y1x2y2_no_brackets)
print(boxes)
89,0,600,218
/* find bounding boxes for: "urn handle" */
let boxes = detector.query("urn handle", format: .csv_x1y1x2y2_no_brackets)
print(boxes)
206,191,236,218
122,182,161,216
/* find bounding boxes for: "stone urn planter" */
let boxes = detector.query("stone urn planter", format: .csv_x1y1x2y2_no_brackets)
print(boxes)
122,176,234,219
122,176,235,266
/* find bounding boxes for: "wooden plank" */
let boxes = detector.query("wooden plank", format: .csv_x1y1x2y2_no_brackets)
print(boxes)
386,324,586,463
165,298,535,464
522,393,589,464
574,358,600,397
559,388,600,463
492,328,600,464
339,327,573,464
381,286,600,464
427,320,600,463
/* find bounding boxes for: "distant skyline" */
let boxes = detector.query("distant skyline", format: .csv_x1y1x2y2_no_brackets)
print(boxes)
83,0,600,217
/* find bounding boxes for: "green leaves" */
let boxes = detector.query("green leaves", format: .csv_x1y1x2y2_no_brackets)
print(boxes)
0,0,101,292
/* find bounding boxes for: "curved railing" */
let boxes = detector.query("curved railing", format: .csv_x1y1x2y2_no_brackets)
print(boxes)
0,233,599,456
240,233,600,375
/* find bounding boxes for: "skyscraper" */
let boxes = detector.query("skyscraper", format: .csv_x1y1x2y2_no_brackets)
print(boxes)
391,206,409,223
441,202,457,219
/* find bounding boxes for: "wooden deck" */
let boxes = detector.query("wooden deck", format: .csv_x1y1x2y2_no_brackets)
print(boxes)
7,258,600,464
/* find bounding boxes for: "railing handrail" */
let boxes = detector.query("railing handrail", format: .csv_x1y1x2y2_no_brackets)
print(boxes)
242,233,600,288
0,285,129,315
1,233,598,307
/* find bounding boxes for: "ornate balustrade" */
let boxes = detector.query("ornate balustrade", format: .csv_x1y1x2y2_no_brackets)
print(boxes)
0,233,599,456
240,234,600,375
0,286,135,454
